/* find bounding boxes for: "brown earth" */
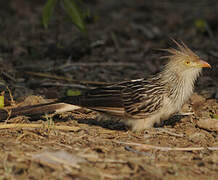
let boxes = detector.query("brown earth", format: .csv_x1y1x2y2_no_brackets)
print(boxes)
0,0,217,179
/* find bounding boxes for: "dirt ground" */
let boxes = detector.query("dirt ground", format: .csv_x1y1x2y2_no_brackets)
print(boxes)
0,0,218,179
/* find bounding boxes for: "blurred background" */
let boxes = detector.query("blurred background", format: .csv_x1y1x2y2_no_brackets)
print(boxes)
0,0,217,100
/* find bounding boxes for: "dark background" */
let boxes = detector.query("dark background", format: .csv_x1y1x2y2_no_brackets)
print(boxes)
0,0,217,100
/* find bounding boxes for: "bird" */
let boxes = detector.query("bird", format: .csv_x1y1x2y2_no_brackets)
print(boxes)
0,40,211,131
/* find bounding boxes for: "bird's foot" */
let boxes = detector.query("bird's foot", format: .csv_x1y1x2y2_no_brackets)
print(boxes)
127,118,157,132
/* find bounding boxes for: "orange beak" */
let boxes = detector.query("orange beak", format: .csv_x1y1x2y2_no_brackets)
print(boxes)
198,59,211,68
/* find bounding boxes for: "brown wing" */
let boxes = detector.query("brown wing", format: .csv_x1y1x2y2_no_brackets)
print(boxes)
60,84,125,116
121,79,165,119
60,78,165,118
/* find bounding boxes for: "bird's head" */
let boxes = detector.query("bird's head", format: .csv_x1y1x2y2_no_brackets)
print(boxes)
162,40,211,75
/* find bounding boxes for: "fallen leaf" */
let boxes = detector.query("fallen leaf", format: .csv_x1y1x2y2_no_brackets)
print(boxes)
212,114,218,119
0,95,4,108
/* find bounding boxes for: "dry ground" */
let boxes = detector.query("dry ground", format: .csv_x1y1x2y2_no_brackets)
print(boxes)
0,0,218,179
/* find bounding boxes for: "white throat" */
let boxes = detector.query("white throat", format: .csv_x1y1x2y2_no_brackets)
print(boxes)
163,67,202,109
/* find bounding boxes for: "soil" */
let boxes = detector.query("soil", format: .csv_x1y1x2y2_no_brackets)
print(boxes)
0,0,218,179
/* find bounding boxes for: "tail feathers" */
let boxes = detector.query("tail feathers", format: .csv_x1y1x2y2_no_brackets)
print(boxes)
0,87,124,121
0,102,80,121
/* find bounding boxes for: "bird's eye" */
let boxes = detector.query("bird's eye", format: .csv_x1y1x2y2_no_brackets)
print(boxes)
185,61,190,65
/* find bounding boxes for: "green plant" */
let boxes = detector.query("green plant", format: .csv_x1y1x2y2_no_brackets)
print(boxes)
42,0,86,32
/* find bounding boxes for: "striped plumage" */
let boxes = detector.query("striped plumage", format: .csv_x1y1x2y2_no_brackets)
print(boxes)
61,77,166,118
0,41,211,131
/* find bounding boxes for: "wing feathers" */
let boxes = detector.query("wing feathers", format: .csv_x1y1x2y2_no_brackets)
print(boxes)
63,78,165,118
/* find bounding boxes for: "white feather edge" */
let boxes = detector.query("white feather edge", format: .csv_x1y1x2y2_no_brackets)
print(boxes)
54,103,124,116
54,103,81,113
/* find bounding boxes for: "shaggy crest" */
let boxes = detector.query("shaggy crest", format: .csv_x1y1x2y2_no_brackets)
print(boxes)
161,39,200,63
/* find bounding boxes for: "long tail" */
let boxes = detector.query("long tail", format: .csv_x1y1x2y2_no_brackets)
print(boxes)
0,84,125,121
0,102,80,121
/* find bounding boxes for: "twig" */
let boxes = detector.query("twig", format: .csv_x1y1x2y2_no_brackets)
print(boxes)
0,106,13,123
58,62,135,67
0,123,81,131
16,131,45,141
99,172,121,179
1,71,17,82
114,141,218,151
6,86,16,106
25,71,112,86
156,128,184,137
125,145,153,156
38,82,89,90
57,62,135,72
208,147,218,151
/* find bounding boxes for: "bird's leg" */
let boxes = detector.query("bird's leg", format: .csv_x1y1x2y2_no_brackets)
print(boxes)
126,115,161,132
